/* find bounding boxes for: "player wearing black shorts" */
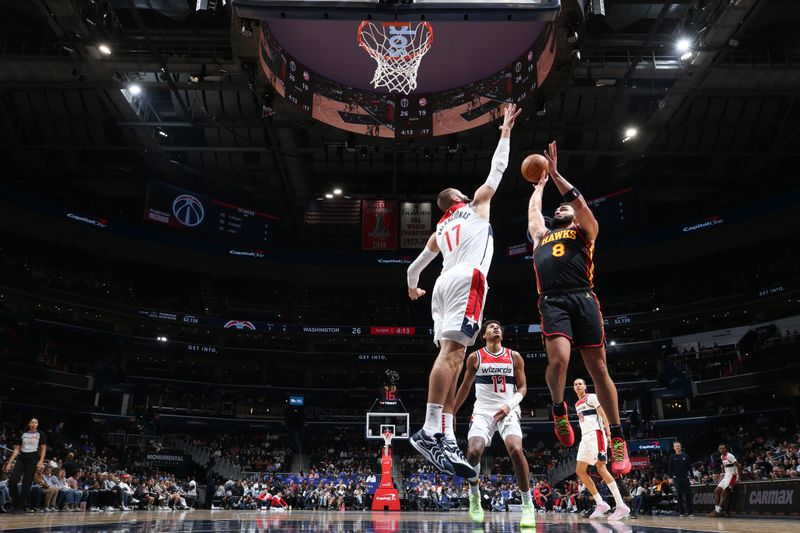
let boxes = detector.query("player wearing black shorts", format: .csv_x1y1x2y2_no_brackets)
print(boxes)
527,140,630,475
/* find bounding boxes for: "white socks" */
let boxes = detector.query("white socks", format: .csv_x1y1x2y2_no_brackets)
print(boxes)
423,403,443,434
607,481,624,507
470,483,480,497
521,490,532,506
442,413,455,440
593,493,604,505
715,505,722,513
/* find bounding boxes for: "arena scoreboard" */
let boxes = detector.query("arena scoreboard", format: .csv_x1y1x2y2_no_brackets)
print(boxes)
144,182,279,245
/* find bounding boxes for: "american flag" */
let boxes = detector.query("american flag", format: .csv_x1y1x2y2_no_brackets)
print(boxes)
304,198,361,225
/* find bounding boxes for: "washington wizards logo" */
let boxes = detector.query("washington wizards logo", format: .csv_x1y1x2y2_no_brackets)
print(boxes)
172,194,204,227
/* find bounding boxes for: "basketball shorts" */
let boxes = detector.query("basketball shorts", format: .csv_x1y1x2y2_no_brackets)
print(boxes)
468,408,522,446
718,473,737,490
431,264,488,347
576,429,608,465
539,289,605,348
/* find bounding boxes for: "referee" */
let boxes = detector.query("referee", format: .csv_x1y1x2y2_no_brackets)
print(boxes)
668,441,693,516
4,417,47,513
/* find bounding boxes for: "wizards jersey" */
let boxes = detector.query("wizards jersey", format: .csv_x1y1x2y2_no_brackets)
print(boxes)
436,203,494,277
474,347,517,412
532,224,594,293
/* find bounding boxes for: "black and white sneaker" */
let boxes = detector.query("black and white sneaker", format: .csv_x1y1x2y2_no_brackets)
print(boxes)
441,438,478,478
410,429,455,475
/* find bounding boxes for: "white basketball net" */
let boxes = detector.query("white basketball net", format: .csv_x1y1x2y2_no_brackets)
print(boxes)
358,21,433,95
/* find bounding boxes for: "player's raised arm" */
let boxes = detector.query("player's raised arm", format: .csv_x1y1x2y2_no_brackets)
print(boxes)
543,140,599,241
406,233,440,300
527,174,549,250
453,351,479,415
471,103,522,213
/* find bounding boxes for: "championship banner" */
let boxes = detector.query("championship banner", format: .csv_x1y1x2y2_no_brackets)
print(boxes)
400,202,432,249
362,200,398,251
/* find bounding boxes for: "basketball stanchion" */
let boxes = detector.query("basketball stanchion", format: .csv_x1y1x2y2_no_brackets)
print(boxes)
371,429,401,511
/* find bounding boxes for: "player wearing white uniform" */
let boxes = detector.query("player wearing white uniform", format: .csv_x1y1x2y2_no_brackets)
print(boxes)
708,444,741,517
573,378,630,521
454,321,534,528
407,104,521,479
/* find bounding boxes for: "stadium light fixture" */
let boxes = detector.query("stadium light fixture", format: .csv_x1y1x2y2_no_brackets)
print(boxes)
156,336,168,342
333,188,342,195
128,83,142,95
623,127,638,142
98,44,112,55
609,340,617,346
676,38,692,53
680,51,693,61
325,193,334,199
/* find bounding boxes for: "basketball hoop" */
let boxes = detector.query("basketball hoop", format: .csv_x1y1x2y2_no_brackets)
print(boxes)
357,21,434,95
381,429,394,449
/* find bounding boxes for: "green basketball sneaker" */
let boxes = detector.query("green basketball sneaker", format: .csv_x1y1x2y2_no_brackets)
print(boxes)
520,502,536,528
469,491,484,524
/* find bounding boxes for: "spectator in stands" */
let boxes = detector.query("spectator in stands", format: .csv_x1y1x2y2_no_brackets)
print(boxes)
34,464,58,511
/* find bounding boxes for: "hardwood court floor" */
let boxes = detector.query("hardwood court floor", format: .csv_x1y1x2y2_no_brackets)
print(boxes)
2,509,799,532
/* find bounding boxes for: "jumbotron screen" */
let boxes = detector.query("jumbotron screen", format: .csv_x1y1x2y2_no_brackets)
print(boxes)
144,182,279,245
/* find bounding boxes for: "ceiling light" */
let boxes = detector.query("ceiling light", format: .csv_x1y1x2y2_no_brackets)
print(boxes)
333,188,342,195
676,38,691,53
609,340,617,346
325,193,333,199
98,44,112,55
128,83,142,96
567,31,579,44
624,127,638,138
680,51,693,61
157,130,168,138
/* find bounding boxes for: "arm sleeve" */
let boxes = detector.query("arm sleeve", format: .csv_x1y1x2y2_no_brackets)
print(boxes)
406,246,438,288
484,138,510,191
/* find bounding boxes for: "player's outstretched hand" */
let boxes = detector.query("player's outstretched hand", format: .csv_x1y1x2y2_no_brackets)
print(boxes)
499,103,522,132
493,404,510,422
408,287,426,300
544,140,559,178
534,173,549,191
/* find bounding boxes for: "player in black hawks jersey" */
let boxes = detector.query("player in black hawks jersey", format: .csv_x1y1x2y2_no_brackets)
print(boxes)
527,140,631,475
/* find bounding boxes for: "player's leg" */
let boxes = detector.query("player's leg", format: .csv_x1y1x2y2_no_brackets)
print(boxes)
596,461,630,520
544,335,574,446
411,339,466,475
465,435,486,523
579,347,630,475
575,292,630,475
441,356,465,443
576,461,609,518
503,434,535,528
708,485,723,517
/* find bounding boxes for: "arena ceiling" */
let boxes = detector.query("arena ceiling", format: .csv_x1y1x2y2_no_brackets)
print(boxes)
0,0,798,246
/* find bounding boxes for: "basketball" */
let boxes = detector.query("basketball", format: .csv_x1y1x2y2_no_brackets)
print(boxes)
521,154,548,184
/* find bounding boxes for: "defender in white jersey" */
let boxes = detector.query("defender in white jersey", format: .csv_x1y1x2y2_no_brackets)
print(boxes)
406,104,521,479
453,321,534,528
708,443,741,517
572,378,630,521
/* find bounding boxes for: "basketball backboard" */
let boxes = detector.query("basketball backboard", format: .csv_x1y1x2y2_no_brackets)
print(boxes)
366,412,410,440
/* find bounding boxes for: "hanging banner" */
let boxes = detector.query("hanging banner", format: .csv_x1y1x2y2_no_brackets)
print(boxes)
362,200,398,251
400,202,432,249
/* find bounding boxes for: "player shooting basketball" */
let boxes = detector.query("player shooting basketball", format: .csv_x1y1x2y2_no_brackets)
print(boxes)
406,103,521,478
527,140,631,475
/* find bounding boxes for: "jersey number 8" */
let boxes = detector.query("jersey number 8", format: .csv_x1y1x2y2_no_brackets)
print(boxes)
552,243,565,257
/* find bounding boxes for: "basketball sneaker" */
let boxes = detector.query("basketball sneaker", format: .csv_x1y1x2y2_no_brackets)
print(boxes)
441,438,478,478
409,429,455,475
468,491,484,524
589,500,611,519
552,402,575,446
608,502,630,521
609,437,631,475
520,502,536,528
